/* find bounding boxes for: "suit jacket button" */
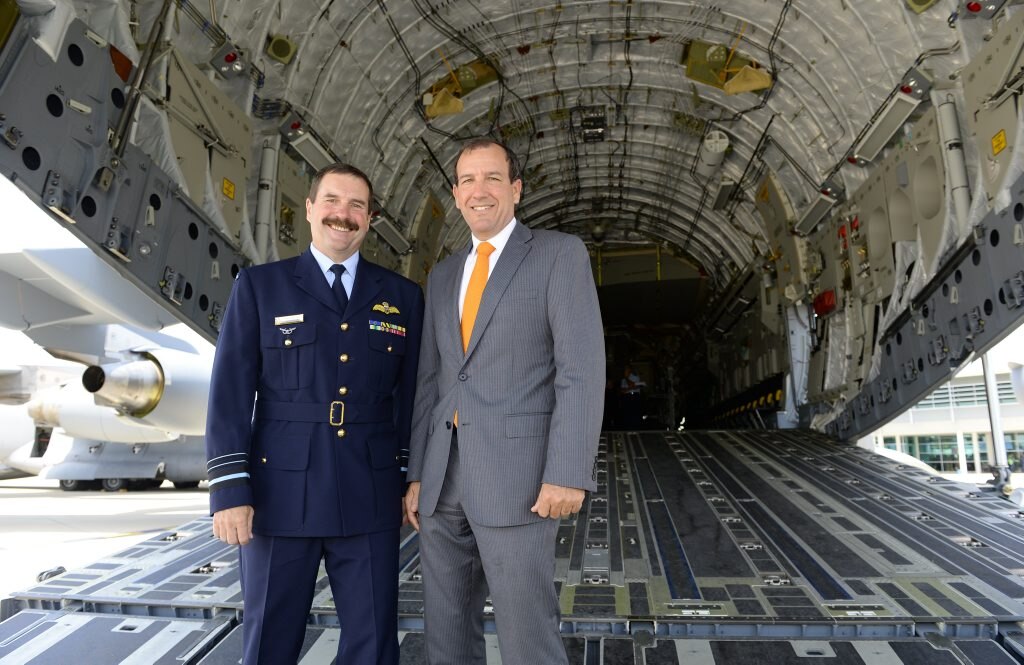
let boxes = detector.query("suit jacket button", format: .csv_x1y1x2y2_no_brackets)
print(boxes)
459,373,468,381
283,339,292,347
339,354,349,363
338,386,348,396
340,323,349,331
337,428,346,439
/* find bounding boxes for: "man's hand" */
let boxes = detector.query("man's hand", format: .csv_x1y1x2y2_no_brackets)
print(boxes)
404,482,421,531
531,483,584,520
212,505,254,545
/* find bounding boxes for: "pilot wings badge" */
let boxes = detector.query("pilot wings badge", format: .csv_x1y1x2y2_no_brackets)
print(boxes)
278,326,296,335
372,301,400,315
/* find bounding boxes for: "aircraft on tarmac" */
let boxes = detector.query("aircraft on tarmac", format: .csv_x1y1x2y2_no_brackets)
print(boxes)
0,328,209,489
0,173,212,491
2,1,1024,662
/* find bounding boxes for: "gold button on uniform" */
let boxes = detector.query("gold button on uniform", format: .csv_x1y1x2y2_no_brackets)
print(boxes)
387,345,393,352
261,457,267,463
284,339,292,347
336,429,346,439
338,387,348,396
340,323,349,331
339,354,349,363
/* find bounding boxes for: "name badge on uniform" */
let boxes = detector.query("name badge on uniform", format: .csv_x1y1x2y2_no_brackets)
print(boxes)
274,314,304,325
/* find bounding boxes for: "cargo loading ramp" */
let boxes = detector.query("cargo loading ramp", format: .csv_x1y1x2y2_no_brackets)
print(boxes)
4,430,1024,664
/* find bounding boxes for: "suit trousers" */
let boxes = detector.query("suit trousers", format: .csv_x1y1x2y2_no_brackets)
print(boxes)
419,429,566,665
239,529,399,664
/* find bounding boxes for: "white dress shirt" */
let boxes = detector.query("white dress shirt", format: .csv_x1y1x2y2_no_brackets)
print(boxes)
458,218,519,319
310,244,358,298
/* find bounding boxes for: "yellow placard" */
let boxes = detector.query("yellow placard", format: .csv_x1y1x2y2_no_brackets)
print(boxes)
222,178,236,200
992,129,1007,156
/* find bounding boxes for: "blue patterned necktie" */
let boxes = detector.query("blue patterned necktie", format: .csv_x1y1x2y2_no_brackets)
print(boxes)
329,264,348,313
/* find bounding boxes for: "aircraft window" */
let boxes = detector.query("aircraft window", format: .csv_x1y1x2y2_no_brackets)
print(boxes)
199,295,209,311
896,332,903,346
183,283,193,300
150,194,162,211
111,87,125,109
972,250,982,266
209,242,219,259
188,222,199,240
1015,203,1023,222
984,299,993,316
990,229,1000,247
954,270,963,284
231,263,240,278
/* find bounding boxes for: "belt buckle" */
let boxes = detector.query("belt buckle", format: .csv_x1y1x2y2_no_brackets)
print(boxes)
329,401,345,426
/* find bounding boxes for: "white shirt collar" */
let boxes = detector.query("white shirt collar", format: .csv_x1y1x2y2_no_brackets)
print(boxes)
310,244,360,283
470,217,518,256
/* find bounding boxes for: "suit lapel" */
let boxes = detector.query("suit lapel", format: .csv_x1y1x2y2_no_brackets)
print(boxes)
347,257,383,316
293,249,340,313
445,246,471,359
464,223,533,358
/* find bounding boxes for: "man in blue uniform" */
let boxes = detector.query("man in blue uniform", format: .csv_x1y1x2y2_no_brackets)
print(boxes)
205,163,423,664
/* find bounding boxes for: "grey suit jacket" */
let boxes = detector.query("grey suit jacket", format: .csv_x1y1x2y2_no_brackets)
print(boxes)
408,222,605,527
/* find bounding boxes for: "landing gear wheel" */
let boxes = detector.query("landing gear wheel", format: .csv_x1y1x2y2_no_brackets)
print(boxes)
59,479,99,491
129,479,162,490
101,477,129,492
173,481,200,490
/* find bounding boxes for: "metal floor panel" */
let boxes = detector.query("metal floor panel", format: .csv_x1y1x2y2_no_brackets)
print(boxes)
5,430,1024,661
0,610,231,664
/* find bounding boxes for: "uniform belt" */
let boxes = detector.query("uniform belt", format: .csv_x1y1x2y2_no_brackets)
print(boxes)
255,400,393,425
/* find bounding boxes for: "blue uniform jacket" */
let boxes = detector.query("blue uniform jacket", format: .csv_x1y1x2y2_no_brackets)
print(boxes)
205,249,424,537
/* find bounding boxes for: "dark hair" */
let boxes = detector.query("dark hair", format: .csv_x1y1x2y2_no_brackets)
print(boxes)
452,137,521,184
309,163,374,205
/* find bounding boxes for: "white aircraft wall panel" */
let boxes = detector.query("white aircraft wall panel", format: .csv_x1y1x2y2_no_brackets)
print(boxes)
275,150,312,260
163,49,252,241
847,169,896,305
876,109,952,279
756,172,808,304
806,332,829,403
808,213,846,306
962,7,1024,207
164,115,208,214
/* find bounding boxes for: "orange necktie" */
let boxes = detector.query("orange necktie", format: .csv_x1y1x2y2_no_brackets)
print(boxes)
461,241,495,352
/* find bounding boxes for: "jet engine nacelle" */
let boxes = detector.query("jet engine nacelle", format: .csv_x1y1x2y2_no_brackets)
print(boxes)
82,348,210,436
27,384,177,443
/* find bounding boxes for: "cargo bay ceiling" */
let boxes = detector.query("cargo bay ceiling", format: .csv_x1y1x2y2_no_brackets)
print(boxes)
123,0,965,295
18,0,1021,439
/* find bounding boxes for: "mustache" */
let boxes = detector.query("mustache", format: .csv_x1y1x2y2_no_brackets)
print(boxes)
322,216,360,231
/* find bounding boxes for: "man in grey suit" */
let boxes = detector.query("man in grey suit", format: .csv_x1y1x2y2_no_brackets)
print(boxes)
404,138,605,665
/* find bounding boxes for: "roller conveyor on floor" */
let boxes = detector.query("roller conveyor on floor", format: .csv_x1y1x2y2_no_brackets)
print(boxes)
4,430,1024,664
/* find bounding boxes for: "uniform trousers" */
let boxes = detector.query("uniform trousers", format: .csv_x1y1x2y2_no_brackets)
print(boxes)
419,429,566,665
239,528,399,664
